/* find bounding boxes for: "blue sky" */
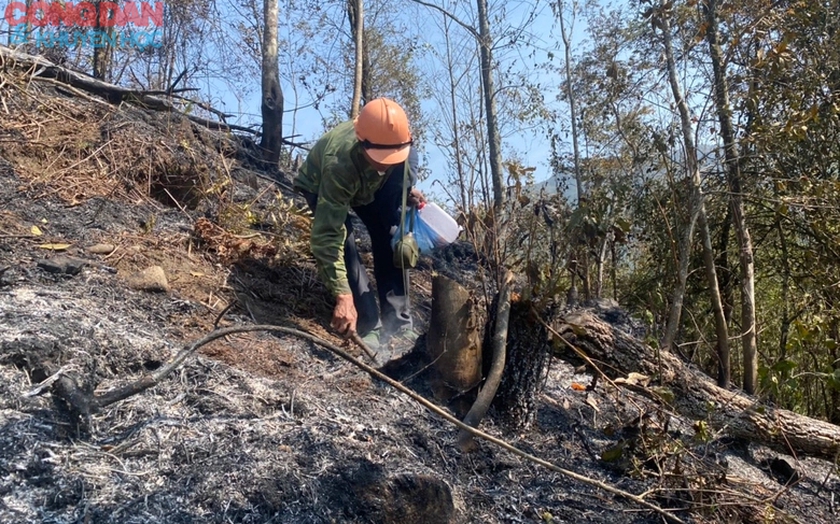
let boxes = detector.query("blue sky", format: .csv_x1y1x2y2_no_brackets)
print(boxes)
207,0,592,204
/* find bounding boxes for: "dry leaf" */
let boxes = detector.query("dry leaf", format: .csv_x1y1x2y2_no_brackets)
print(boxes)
190,271,205,277
615,372,651,387
30,226,43,236
585,396,600,412
38,243,72,251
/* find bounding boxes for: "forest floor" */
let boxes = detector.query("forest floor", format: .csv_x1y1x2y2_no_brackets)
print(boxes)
0,62,838,524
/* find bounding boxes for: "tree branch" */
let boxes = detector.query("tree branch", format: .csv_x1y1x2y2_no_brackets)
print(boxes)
404,0,481,40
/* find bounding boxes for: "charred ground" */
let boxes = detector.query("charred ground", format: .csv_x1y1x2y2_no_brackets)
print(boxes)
0,60,838,524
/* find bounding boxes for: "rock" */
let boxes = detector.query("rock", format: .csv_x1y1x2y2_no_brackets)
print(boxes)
127,265,170,292
37,256,87,275
0,265,12,286
86,243,116,255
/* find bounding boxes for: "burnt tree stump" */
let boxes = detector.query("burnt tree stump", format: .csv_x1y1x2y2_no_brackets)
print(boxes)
426,275,483,417
492,300,554,431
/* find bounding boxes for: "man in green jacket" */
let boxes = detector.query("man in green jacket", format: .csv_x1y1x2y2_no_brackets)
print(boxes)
294,98,424,344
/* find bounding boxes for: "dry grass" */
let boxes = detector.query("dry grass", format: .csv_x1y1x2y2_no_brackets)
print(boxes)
0,67,230,209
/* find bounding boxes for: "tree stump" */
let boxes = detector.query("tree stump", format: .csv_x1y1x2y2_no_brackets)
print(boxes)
492,300,553,431
426,275,483,416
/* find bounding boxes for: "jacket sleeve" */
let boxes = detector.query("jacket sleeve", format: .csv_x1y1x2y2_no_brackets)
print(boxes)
407,146,419,187
310,159,356,297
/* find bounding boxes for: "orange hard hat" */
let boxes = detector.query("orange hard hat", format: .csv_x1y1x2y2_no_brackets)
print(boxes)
354,98,412,165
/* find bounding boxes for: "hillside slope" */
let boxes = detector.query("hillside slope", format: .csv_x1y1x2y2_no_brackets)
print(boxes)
1,58,838,524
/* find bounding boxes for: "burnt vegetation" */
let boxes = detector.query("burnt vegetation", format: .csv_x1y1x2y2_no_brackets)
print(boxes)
1,43,839,524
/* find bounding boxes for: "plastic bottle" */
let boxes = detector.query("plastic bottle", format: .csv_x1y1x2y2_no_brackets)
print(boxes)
417,202,460,247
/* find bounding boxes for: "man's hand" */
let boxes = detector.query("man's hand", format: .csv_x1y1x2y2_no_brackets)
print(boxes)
331,293,358,337
408,188,426,207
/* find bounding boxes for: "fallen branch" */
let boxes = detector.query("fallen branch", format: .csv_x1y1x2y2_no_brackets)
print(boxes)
48,323,685,523
0,45,258,136
457,270,513,451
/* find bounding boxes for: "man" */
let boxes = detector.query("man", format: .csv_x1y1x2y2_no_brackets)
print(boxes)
294,98,424,346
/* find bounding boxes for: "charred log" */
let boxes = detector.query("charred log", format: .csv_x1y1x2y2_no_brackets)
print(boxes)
458,271,512,451
554,306,840,461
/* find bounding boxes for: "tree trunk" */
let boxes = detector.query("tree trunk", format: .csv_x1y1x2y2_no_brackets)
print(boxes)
556,1,583,210
92,2,111,81
348,0,364,118
556,309,840,460
717,207,733,326
426,275,483,416
475,0,504,214
556,2,591,299
656,8,728,376
698,210,730,388
260,0,284,164
493,301,553,431
703,0,758,394
661,188,700,355
442,18,468,212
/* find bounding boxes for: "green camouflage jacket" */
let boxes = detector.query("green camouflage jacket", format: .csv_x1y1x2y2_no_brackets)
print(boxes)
294,120,405,296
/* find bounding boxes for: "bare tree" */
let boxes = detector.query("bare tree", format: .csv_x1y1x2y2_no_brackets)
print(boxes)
261,0,284,163
408,0,506,213
348,0,364,118
554,0,589,299
703,0,756,392
92,1,112,80
441,15,470,212
475,0,504,213
653,3,728,375
555,1,583,216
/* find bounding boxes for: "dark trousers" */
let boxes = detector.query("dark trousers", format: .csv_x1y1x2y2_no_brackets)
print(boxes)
302,166,411,337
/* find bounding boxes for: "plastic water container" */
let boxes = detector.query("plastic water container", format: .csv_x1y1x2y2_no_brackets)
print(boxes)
417,202,461,247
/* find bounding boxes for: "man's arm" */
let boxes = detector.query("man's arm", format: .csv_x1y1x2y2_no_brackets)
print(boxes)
405,147,425,206
309,166,355,297
310,164,360,335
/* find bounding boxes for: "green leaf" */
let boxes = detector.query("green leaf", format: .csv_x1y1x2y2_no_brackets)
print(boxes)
614,217,632,233
601,442,625,462
771,359,797,374
650,386,675,404
569,323,588,336
827,370,840,392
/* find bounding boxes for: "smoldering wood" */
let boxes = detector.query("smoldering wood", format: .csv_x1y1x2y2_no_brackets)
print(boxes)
492,299,554,431
554,308,840,461
36,321,684,523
